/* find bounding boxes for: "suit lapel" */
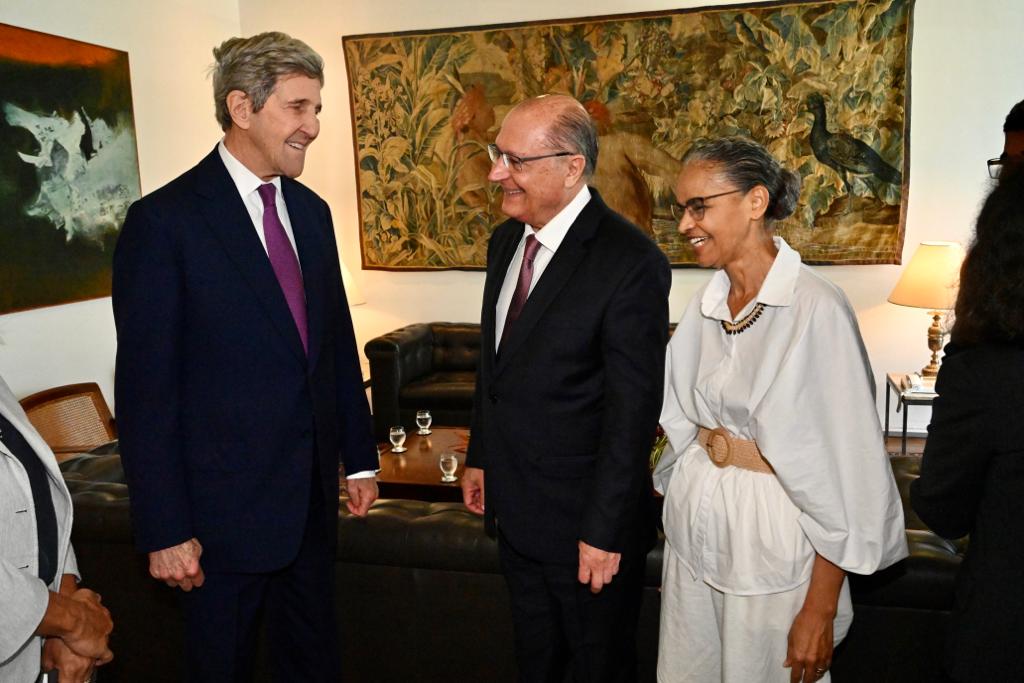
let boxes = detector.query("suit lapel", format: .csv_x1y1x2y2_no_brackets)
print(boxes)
481,223,521,367
194,150,307,363
283,178,326,370
495,192,606,372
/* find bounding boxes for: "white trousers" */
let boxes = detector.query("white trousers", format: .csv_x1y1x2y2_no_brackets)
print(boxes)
657,540,853,683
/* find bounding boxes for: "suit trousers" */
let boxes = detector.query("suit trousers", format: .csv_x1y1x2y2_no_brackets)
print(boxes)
180,470,337,683
498,530,645,683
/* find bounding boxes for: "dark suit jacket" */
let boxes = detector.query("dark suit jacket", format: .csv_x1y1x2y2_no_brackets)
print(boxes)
466,189,670,564
910,342,1024,682
112,148,378,573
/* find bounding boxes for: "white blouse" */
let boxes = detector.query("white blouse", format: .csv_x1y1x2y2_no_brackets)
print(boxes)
655,237,908,595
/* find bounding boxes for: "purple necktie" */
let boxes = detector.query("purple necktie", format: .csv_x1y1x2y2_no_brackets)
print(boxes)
257,183,308,353
500,235,541,348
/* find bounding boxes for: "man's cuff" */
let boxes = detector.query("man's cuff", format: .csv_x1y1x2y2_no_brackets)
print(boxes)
345,469,377,480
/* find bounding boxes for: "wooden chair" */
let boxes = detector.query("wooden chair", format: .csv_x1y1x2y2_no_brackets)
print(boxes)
19,382,117,455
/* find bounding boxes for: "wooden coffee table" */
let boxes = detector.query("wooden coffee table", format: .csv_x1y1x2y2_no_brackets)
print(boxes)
365,427,469,502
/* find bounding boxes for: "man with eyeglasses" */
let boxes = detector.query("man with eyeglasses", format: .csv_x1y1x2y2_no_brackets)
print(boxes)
988,98,1024,180
462,94,670,682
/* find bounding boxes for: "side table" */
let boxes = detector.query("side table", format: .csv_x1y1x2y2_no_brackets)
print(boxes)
884,372,936,456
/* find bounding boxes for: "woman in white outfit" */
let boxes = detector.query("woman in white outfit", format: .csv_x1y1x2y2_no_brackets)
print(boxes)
654,137,908,683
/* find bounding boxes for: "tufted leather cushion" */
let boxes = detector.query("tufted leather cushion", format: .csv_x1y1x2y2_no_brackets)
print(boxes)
365,322,482,439
400,371,476,407
429,325,482,371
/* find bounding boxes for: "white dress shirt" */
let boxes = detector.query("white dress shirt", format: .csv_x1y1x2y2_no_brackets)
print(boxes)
655,237,907,594
494,185,591,350
218,141,301,262
217,141,374,480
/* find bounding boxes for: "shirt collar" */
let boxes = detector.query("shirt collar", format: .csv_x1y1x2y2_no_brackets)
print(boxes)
524,185,591,252
218,139,282,201
701,236,802,321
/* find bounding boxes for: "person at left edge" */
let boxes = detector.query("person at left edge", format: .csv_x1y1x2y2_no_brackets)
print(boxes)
111,32,378,682
0,373,113,683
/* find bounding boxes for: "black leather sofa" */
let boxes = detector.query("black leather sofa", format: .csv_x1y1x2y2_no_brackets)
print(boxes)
61,453,958,682
365,322,480,441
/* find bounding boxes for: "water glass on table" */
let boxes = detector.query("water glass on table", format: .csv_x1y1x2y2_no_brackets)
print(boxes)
389,425,407,453
439,451,458,483
416,409,432,435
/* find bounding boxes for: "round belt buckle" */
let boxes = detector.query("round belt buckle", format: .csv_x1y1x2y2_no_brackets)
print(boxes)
708,427,732,466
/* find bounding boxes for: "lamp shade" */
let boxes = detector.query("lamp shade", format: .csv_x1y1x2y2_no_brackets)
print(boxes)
887,241,964,311
341,260,366,306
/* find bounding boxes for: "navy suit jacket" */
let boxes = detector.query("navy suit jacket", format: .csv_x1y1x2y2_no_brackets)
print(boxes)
112,148,377,573
466,189,670,564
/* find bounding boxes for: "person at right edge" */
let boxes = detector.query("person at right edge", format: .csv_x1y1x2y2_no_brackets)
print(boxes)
910,165,1024,682
654,137,908,682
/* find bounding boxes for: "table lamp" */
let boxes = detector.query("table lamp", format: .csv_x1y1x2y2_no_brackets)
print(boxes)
887,241,964,377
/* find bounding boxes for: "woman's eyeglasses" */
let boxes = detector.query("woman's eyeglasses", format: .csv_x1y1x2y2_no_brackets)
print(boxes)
671,189,744,222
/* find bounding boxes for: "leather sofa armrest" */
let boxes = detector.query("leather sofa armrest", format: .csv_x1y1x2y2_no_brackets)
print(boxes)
365,324,434,440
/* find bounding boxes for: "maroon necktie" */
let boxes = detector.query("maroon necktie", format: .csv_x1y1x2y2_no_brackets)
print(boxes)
257,183,308,353
500,235,541,348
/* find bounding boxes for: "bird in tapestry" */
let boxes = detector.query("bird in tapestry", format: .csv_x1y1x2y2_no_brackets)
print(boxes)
806,92,902,212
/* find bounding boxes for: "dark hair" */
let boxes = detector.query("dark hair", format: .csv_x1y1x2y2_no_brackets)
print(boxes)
682,136,801,221
1004,99,1024,133
211,32,324,132
544,101,599,178
951,164,1024,346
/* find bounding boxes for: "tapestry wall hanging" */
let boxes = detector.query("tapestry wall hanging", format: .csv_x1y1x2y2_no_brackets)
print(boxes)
343,0,913,269
0,23,142,313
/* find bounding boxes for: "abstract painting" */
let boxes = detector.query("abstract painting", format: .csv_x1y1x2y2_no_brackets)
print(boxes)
343,0,914,269
0,23,141,313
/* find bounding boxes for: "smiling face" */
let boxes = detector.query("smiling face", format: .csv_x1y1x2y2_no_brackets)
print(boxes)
225,73,322,180
486,100,585,229
674,160,767,269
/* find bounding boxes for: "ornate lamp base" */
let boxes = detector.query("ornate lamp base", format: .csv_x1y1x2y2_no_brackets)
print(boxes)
920,311,944,377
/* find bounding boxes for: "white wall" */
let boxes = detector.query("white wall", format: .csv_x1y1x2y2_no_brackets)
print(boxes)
2,0,1022,435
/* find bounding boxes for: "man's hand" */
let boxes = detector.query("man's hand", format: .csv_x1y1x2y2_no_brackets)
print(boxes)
461,467,485,515
60,589,113,663
346,477,379,517
148,538,204,591
42,636,100,683
577,541,620,594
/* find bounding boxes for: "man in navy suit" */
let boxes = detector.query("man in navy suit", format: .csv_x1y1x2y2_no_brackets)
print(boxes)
112,32,378,682
462,95,670,682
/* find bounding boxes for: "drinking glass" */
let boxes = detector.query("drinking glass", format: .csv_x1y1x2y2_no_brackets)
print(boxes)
415,409,433,435
389,426,407,453
439,452,458,483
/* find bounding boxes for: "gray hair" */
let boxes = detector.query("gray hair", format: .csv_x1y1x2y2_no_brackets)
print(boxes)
683,137,801,222
211,32,324,132
543,102,599,179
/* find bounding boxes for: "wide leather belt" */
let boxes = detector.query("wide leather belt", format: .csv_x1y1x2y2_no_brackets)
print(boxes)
697,427,774,474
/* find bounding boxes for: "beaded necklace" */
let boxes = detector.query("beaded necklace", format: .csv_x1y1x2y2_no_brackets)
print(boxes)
721,302,766,335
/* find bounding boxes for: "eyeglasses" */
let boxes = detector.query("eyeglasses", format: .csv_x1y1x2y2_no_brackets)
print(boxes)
487,144,573,172
988,155,1024,179
671,189,744,222
987,158,1004,179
